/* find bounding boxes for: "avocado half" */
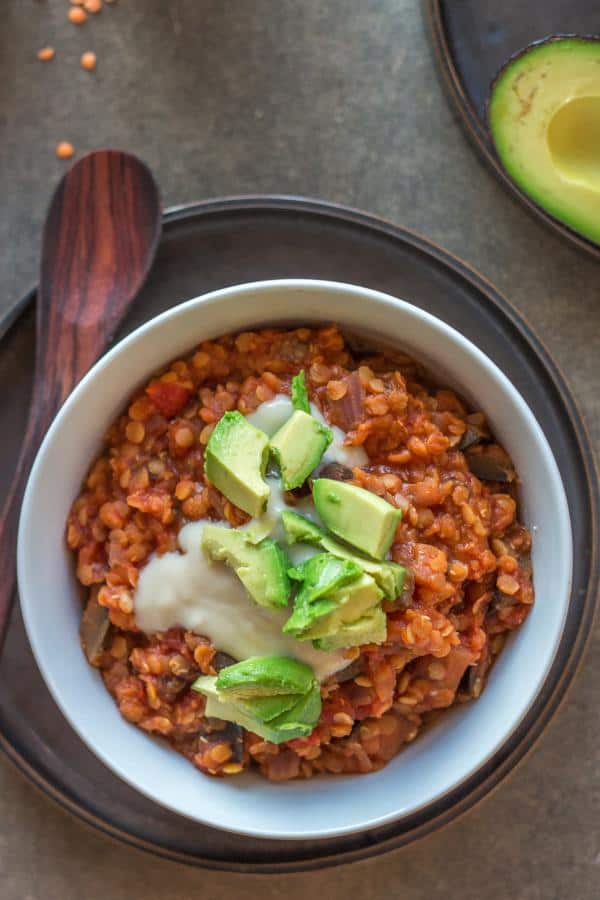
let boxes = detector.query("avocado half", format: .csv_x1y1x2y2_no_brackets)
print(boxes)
488,35,600,245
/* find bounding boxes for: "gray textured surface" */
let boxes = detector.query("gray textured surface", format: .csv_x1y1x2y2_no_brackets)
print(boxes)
0,1,598,897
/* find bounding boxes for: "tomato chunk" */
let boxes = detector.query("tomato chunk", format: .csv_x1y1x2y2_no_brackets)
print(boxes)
146,380,192,417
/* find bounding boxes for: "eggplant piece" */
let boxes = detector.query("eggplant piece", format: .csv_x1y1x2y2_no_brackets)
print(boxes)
284,483,312,502
459,644,492,700
331,656,364,683
458,423,489,451
155,675,189,703
317,462,354,482
466,445,516,483
396,567,415,610
343,331,382,356
199,718,245,763
212,651,237,672
490,589,520,611
80,590,111,666
320,371,364,432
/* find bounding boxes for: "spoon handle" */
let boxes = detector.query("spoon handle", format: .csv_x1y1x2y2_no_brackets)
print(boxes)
0,150,161,653
0,388,63,648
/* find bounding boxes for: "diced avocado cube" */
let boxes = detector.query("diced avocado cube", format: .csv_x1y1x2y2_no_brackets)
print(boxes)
284,571,384,649
270,410,333,490
240,519,274,544
288,553,363,605
281,509,327,545
312,479,402,559
319,535,406,600
202,524,290,609
312,608,387,651
215,655,316,699
291,370,311,413
205,411,270,517
192,676,316,743
282,511,407,601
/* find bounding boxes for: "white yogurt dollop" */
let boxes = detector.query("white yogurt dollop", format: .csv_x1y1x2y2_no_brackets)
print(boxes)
134,521,348,682
247,394,368,469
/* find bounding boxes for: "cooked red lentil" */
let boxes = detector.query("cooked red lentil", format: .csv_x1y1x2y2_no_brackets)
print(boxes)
67,325,533,781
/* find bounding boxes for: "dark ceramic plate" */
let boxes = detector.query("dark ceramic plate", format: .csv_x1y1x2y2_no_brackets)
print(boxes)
425,0,600,260
0,197,597,872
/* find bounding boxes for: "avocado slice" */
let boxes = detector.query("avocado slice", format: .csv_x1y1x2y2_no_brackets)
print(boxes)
270,410,333,490
281,509,326,545
281,510,406,600
268,681,322,733
488,36,600,245
288,553,363,604
312,479,402,560
204,411,270,517
312,607,387,651
284,568,384,648
215,655,316,699
193,676,318,743
291,370,311,413
202,524,290,609
225,692,304,724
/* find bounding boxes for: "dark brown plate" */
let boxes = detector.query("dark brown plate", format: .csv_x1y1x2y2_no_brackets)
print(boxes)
0,197,597,872
426,1,600,260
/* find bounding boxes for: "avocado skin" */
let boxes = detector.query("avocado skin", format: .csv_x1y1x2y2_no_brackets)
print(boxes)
488,35,600,246
202,524,291,609
204,411,270,517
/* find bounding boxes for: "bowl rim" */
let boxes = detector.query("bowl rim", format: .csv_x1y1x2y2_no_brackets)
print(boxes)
18,277,572,840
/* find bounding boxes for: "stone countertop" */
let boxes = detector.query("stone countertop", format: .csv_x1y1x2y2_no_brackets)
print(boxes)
1,2,598,898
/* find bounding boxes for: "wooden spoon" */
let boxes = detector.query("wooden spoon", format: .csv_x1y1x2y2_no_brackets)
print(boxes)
0,150,161,649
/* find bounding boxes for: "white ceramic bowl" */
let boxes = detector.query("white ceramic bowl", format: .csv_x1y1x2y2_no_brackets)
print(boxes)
18,279,572,840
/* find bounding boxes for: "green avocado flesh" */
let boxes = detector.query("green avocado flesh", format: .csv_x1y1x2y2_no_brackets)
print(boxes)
312,479,402,560
204,411,270,517
291,370,311,413
281,510,406,600
223,692,303,723
193,676,321,743
270,410,332,490
192,656,321,743
202,525,290,608
488,37,600,245
312,607,387,651
288,553,363,606
215,655,316,698
284,554,384,648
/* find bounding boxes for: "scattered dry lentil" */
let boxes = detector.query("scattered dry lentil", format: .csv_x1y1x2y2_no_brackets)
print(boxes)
56,141,74,159
80,51,97,71
37,47,55,61
68,7,87,23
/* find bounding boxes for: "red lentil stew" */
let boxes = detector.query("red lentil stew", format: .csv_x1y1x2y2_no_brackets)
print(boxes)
67,325,533,781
